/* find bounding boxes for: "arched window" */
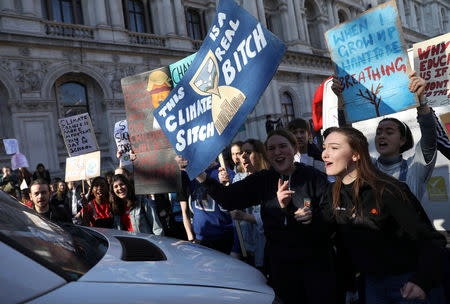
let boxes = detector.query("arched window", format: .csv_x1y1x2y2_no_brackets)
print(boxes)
123,0,153,33
305,0,322,49
281,92,294,124
338,10,348,24
59,82,89,117
186,8,205,40
41,0,84,24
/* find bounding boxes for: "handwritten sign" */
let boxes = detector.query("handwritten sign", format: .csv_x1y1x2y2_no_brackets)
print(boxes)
58,113,99,157
114,120,132,166
121,55,193,194
3,139,19,155
154,0,286,179
170,53,196,87
413,33,450,107
65,151,101,182
11,152,29,170
325,0,415,123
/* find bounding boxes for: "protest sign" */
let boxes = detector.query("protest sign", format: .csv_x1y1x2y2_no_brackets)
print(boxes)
2,139,19,155
114,120,133,166
65,151,101,182
325,0,416,123
154,0,286,179
121,54,195,194
11,152,29,170
413,33,450,107
58,113,99,157
170,53,196,87
440,112,450,140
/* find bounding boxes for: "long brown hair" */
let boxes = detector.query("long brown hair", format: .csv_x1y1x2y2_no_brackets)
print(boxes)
110,174,137,216
243,139,270,171
328,127,407,216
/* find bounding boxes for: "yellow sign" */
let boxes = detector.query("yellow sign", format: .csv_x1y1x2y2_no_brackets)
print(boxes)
427,176,448,202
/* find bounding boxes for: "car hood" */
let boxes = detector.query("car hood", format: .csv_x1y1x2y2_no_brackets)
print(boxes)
78,228,273,295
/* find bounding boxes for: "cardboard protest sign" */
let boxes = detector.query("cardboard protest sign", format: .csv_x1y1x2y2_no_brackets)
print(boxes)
58,113,99,157
11,152,29,170
440,112,450,140
114,120,133,166
413,33,450,107
154,0,286,179
65,151,101,182
121,54,195,194
325,0,415,123
2,139,19,155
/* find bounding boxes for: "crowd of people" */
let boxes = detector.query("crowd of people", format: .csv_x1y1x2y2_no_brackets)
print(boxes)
1,72,449,304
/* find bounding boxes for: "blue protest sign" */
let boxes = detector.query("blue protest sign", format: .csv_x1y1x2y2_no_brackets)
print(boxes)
325,0,416,122
154,0,286,179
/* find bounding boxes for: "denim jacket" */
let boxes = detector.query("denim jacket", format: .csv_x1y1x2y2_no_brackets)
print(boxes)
114,196,164,236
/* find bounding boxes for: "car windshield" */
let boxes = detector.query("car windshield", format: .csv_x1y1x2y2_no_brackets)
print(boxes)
0,191,108,281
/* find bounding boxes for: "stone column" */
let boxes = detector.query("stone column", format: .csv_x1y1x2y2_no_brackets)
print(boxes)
256,0,266,26
204,1,216,30
409,2,418,31
293,3,306,41
95,0,108,26
173,0,188,36
21,0,35,16
327,0,336,26
160,0,175,35
241,0,258,20
108,0,125,29
396,0,406,25
284,0,300,42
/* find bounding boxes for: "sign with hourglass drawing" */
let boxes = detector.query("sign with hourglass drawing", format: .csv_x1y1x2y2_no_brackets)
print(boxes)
154,0,285,179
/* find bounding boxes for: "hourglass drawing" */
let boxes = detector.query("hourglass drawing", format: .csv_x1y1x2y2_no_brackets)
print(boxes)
190,50,247,135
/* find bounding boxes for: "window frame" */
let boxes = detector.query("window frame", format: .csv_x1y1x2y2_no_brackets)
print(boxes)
55,79,90,118
281,92,295,125
122,0,153,33
185,8,206,41
42,0,84,25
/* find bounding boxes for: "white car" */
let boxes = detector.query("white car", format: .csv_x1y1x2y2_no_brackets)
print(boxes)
0,191,278,304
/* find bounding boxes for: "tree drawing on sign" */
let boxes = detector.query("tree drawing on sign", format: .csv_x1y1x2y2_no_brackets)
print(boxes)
356,83,384,117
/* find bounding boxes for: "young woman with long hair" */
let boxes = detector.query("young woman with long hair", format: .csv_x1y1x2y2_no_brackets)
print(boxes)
320,127,446,304
197,129,335,304
79,176,114,228
333,71,436,201
110,174,163,235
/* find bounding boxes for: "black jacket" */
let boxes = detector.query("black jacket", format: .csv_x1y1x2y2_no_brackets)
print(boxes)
203,163,332,266
319,179,447,294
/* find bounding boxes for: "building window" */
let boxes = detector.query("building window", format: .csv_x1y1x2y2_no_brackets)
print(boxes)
42,0,84,24
123,0,153,33
281,92,294,124
186,8,205,40
338,10,348,23
305,0,323,49
59,82,89,117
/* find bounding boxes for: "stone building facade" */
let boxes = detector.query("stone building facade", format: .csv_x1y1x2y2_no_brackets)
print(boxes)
0,0,448,176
